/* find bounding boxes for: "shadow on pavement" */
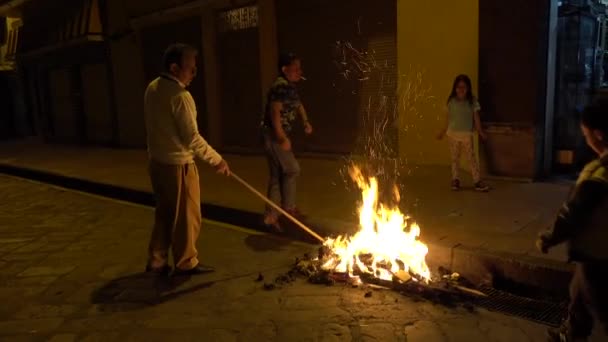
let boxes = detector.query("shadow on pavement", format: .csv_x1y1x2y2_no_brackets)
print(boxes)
90,272,215,312
244,234,293,252
277,217,327,245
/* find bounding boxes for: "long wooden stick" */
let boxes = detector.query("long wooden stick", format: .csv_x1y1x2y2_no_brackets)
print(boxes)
452,285,488,298
230,172,325,243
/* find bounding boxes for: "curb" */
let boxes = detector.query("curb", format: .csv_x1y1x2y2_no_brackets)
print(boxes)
0,163,273,235
427,241,573,297
308,217,573,297
0,163,573,297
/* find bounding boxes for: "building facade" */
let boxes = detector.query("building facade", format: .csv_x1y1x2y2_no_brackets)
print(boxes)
1,0,569,179
0,14,27,139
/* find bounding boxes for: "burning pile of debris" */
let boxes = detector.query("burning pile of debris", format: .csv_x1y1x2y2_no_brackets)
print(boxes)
256,165,487,307
258,246,486,308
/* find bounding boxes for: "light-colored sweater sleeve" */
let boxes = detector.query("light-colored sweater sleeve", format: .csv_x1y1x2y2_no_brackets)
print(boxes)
171,91,223,166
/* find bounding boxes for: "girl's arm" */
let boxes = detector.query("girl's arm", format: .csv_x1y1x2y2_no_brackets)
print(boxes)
437,106,449,140
473,110,487,140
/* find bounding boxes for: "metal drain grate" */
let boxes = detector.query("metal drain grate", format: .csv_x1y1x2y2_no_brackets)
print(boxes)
476,285,568,327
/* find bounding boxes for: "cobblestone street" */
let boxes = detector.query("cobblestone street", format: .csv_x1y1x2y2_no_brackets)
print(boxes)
0,174,555,341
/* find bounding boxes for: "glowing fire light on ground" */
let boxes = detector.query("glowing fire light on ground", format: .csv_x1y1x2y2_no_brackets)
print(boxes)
321,165,431,283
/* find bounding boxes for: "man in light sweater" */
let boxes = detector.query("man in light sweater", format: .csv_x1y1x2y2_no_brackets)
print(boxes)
144,43,230,276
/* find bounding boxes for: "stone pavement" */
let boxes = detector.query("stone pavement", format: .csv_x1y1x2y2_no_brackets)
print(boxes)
0,174,588,341
0,139,572,265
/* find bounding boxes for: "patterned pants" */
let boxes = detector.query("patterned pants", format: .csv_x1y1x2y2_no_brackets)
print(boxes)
448,133,480,183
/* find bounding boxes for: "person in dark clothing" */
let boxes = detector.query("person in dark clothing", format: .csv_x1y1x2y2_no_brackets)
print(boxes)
260,52,313,231
537,98,608,342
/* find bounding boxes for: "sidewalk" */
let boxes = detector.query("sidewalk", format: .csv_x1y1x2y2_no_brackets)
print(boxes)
0,139,573,291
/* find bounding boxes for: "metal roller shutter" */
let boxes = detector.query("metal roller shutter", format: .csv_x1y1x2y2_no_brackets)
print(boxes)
48,66,84,143
276,0,397,155
216,4,263,151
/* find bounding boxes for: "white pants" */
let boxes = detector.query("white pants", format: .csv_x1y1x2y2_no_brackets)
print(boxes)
447,132,480,183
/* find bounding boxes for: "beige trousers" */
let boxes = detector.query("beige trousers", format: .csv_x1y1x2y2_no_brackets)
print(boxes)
147,160,201,271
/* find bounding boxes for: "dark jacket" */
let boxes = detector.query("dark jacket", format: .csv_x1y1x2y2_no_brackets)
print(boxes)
539,153,608,261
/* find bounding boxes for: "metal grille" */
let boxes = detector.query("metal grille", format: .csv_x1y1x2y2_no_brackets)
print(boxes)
476,285,568,327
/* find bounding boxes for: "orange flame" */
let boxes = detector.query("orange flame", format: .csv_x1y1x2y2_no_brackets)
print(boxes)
322,165,431,282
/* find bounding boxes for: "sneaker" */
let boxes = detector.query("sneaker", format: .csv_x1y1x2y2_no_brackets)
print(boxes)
263,213,283,232
451,179,461,191
474,181,490,192
173,264,215,276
